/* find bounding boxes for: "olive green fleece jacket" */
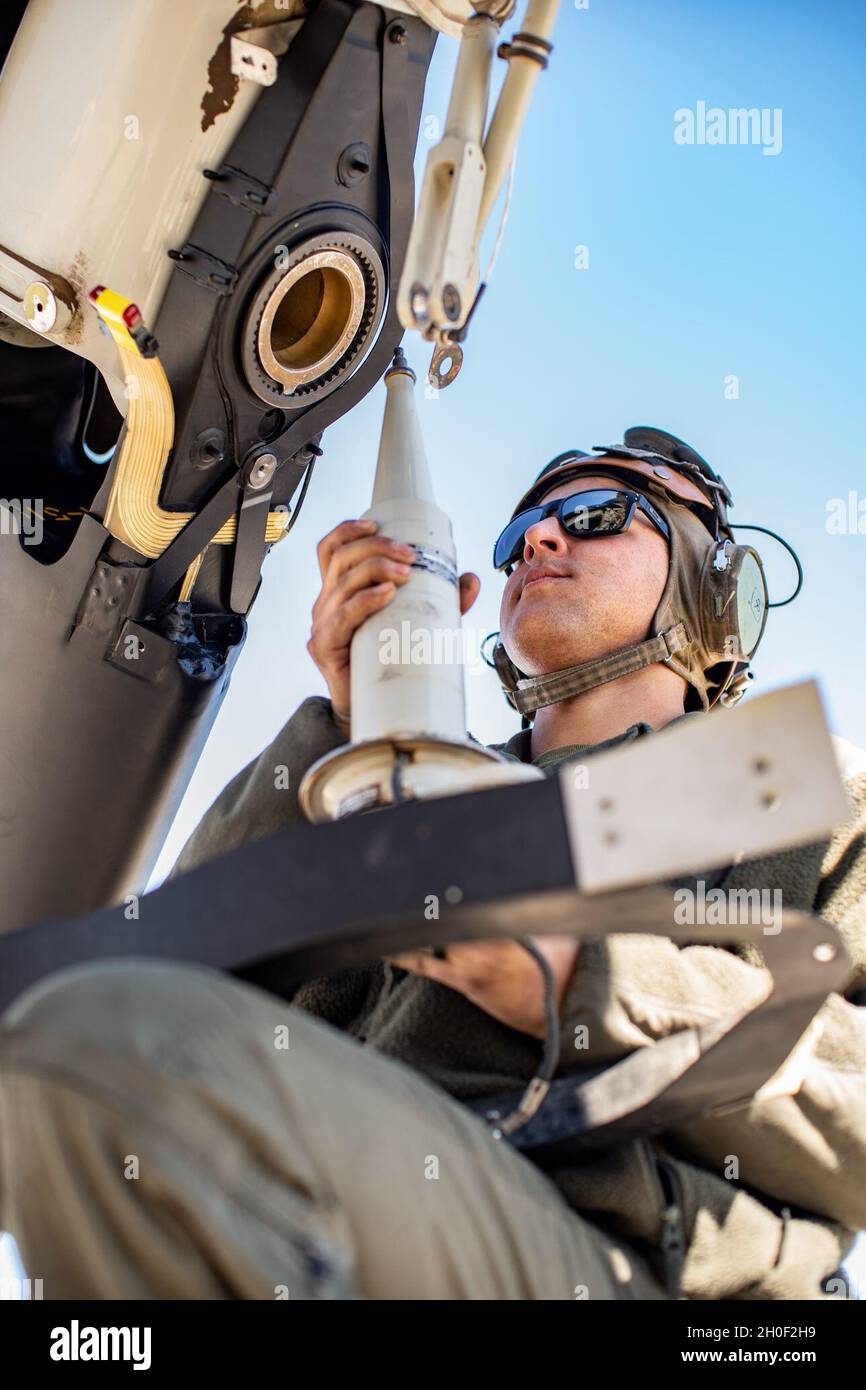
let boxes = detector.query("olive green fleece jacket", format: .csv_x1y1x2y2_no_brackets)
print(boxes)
172,695,866,1301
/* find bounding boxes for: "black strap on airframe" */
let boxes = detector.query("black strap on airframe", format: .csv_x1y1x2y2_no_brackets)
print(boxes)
140,465,244,614
229,476,275,615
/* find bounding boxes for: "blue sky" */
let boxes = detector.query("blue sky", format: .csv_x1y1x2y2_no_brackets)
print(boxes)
4,0,865,1297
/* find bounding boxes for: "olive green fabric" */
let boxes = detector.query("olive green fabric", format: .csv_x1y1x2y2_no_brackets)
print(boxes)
0,959,665,1300
168,696,866,1300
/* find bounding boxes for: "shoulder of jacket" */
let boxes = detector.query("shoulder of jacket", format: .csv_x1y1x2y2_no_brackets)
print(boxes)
299,693,336,714
477,735,524,763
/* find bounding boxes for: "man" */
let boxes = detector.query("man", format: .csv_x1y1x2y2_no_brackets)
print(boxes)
1,429,864,1301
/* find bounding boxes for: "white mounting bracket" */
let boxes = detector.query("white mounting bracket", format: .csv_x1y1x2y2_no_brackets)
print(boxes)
230,21,305,87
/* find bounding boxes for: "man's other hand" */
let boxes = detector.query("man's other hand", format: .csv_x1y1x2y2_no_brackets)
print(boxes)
383,935,580,1040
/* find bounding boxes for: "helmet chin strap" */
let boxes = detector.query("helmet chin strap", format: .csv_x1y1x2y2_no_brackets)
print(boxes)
495,623,690,717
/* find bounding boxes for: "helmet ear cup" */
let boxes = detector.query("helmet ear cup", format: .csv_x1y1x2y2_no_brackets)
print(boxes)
699,543,768,662
649,504,769,711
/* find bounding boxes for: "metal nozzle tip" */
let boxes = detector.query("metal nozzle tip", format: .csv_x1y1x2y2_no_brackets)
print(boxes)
385,345,415,383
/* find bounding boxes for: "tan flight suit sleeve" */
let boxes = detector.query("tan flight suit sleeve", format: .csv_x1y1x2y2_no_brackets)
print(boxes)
169,694,350,877
167,694,385,1033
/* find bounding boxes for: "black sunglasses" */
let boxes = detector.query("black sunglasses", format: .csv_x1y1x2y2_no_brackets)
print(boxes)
493,488,671,574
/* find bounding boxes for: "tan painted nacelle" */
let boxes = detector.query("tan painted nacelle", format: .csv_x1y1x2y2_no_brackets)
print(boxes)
0,0,472,411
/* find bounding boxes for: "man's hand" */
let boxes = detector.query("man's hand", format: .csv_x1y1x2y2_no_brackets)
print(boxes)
307,518,481,721
383,934,580,1040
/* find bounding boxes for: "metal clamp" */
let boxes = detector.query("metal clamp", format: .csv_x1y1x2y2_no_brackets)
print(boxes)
202,164,276,215
166,244,239,296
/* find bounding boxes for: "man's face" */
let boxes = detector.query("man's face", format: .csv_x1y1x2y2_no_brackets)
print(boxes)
498,467,671,677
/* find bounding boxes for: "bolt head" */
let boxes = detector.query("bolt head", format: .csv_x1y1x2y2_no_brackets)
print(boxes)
441,284,462,322
191,428,225,470
409,284,430,325
248,452,278,489
24,282,57,333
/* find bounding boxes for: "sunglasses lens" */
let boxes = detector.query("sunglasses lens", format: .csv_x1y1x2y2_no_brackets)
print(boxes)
560,491,631,535
495,491,641,571
494,507,545,570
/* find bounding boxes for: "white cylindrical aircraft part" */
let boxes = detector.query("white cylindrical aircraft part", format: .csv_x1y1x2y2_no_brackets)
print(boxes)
350,355,468,744
443,15,497,145
476,0,560,234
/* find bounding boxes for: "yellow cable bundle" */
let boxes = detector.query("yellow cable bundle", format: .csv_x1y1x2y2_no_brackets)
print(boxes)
89,286,288,589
